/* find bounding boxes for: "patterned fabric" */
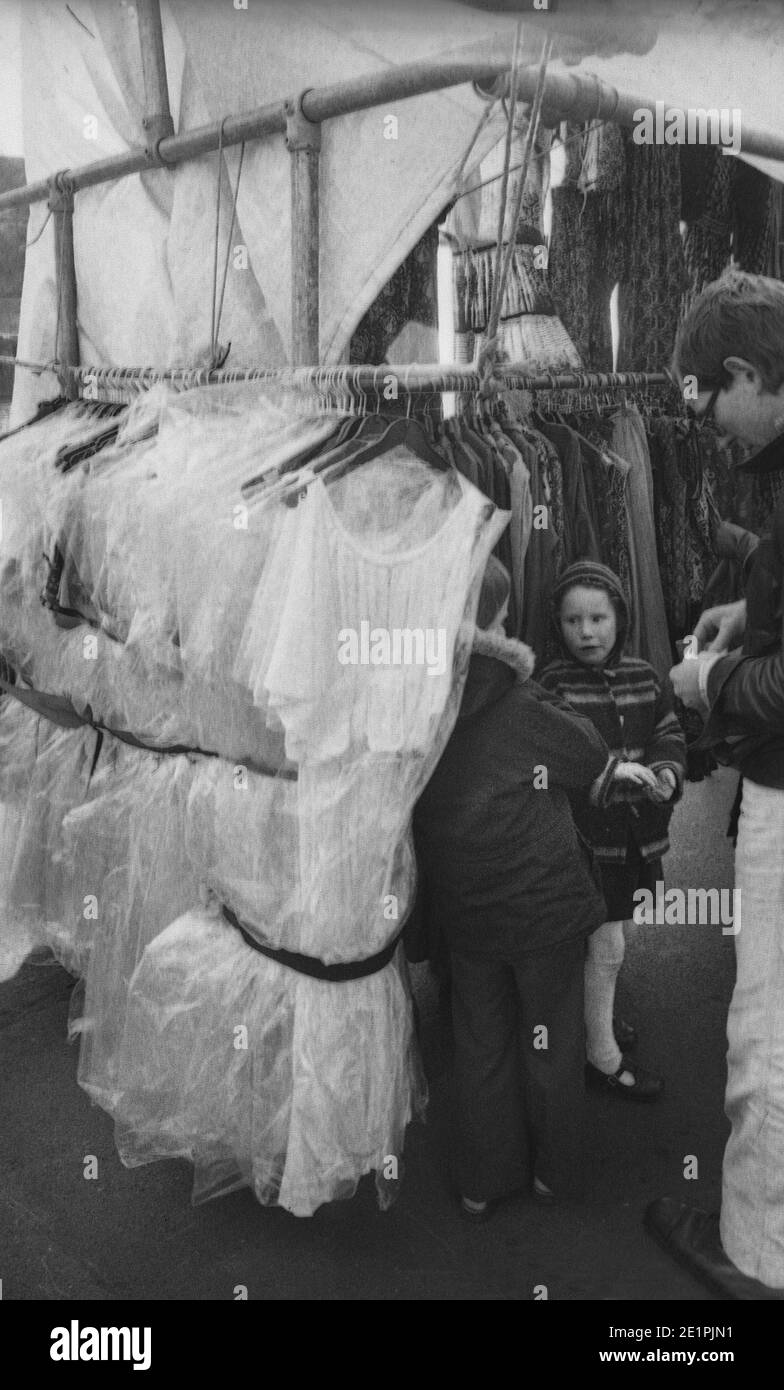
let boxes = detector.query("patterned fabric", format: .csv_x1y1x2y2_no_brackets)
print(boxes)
548,122,626,373
453,242,554,332
680,145,734,314
544,123,625,372
733,160,776,276
616,136,689,373
680,149,776,314
648,418,719,643
350,221,439,365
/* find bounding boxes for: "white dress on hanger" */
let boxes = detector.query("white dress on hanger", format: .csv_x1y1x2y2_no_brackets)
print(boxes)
0,391,510,1217
105,448,508,1215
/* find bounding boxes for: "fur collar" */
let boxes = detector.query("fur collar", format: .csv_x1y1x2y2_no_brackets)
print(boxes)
471,627,536,681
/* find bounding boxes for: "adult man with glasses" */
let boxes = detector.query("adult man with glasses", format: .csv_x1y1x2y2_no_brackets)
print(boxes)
647,270,784,1300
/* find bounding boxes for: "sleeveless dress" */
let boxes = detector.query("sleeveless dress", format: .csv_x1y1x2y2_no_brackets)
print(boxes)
0,388,508,1214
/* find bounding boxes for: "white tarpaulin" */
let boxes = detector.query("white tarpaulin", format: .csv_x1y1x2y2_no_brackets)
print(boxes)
11,0,784,423
13,0,525,420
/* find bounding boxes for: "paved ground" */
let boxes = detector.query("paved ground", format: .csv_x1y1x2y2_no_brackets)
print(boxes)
0,770,739,1301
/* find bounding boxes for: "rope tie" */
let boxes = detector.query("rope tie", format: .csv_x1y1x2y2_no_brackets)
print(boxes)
208,118,247,371
478,33,553,397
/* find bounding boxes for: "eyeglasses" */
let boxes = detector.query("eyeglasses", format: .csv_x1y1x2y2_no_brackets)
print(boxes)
686,383,722,432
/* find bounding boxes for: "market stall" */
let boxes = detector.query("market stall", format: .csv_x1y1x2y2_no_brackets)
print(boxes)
1,0,784,1219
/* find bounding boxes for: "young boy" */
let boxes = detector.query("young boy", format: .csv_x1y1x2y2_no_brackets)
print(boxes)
539,561,686,1101
651,269,784,1298
413,556,621,1220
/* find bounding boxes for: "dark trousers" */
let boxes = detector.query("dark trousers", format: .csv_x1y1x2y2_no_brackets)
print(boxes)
450,935,587,1202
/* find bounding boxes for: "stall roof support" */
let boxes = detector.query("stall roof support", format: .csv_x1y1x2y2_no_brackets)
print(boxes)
136,0,175,157
3,44,784,215
47,177,80,401
286,94,322,367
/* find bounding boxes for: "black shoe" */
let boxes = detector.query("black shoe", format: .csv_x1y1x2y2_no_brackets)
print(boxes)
644,1198,784,1300
532,1176,557,1206
459,1196,494,1224
613,1016,637,1051
586,1055,664,1101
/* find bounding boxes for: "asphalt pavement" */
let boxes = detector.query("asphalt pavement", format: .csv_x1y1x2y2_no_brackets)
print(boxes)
0,769,739,1301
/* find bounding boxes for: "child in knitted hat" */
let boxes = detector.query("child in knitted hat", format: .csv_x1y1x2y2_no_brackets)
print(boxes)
539,561,686,1101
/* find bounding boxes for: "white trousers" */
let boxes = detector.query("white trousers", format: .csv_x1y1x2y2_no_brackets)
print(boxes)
720,778,784,1288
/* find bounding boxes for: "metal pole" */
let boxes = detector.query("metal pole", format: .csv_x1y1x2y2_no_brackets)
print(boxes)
286,94,321,366
48,177,80,400
135,0,175,157
0,356,671,396
5,48,784,215
0,57,509,213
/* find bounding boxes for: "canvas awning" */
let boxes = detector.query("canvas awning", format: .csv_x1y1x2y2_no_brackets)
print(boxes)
9,0,784,423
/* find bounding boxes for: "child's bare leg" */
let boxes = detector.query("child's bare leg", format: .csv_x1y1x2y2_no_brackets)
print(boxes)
585,919,626,1074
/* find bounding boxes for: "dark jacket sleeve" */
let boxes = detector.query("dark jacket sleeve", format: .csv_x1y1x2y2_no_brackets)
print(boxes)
643,673,687,796
715,520,761,582
513,678,614,791
705,509,784,731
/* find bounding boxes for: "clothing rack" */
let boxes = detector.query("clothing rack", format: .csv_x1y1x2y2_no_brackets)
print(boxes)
0,354,673,398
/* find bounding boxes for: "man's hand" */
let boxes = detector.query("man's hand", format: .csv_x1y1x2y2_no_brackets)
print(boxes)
670,656,706,711
693,598,747,653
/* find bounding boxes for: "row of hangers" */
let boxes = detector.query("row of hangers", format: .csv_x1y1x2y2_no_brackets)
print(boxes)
16,377,693,506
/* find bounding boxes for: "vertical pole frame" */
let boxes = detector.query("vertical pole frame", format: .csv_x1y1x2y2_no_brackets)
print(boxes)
48,177,80,400
285,92,321,367
135,0,175,158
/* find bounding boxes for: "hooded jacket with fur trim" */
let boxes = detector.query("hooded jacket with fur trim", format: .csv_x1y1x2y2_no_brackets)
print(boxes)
412,629,611,956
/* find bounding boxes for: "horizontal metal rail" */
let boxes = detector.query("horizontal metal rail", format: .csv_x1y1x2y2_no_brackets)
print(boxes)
2,44,782,214
0,352,673,395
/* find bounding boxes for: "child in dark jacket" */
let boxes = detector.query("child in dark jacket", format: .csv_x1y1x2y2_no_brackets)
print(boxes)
539,561,686,1101
413,557,636,1220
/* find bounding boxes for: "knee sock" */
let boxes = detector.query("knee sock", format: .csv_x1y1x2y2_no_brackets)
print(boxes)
585,919,626,1074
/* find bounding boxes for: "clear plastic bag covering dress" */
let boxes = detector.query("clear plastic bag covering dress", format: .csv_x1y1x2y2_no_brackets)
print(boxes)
0,382,509,1214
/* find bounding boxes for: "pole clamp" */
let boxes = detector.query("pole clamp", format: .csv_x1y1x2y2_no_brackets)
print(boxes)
284,91,322,152
47,171,75,213
142,112,175,164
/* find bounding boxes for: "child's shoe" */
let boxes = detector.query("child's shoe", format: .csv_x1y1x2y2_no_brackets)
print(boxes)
586,1056,664,1101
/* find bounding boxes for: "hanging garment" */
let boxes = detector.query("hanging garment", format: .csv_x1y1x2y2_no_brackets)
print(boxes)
0,383,510,1217
680,147,776,314
616,135,689,373
548,121,626,373
516,425,565,660
350,221,439,365
610,405,673,678
488,419,533,635
107,463,507,1214
680,145,734,314
648,417,719,644
733,162,776,275
530,416,602,567
237,457,499,758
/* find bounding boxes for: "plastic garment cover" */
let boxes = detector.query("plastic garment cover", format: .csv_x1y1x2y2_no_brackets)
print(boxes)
0,382,509,1214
